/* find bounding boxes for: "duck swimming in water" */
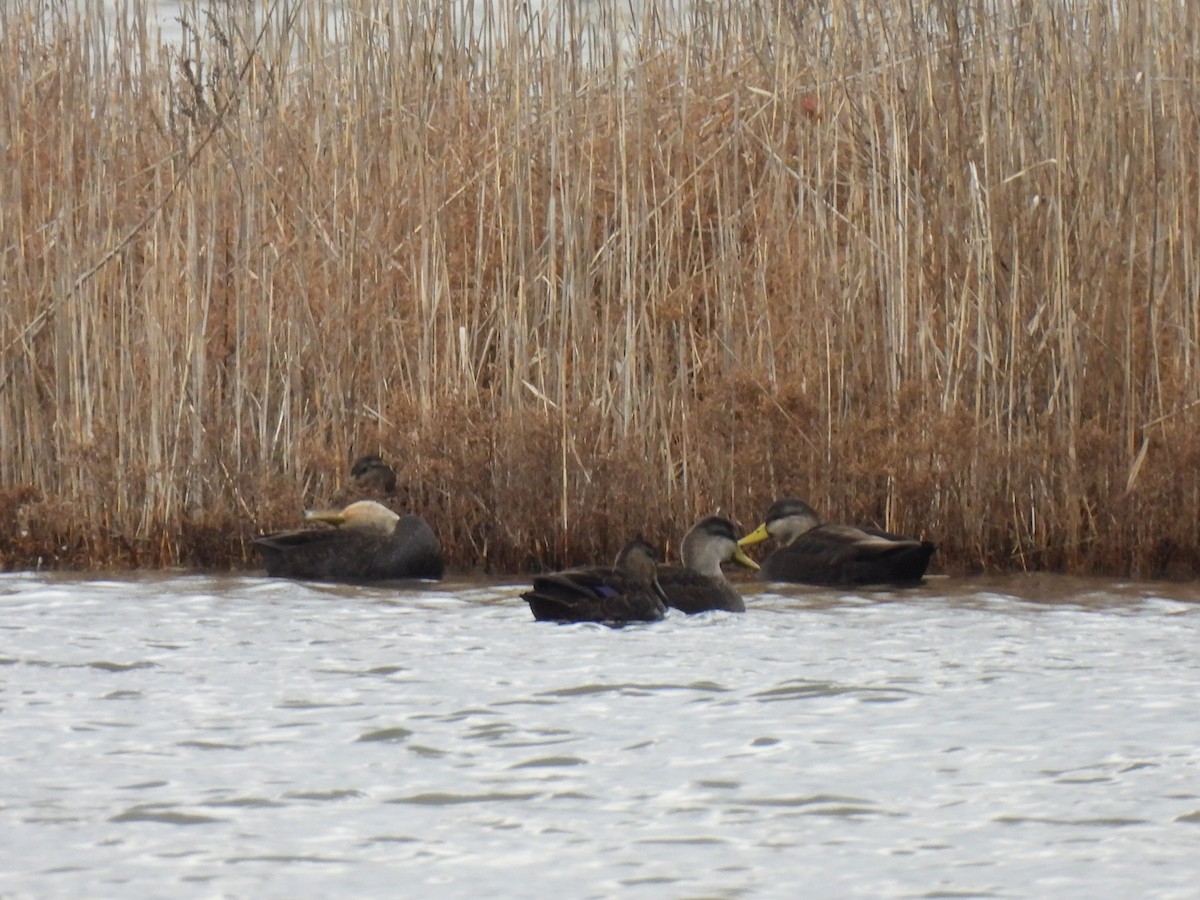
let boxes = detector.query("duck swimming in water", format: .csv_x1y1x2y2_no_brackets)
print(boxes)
523,538,668,626
738,498,935,587
253,500,444,582
655,516,759,613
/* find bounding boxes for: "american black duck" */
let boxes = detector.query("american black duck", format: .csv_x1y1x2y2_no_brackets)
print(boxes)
655,516,759,614
253,500,444,582
523,538,668,626
349,454,398,495
329,454,399,508
738,498,935,587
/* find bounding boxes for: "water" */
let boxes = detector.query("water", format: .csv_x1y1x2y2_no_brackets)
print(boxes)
3,573,1200,897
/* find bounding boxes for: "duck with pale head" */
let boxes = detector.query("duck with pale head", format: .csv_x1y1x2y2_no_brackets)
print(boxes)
738,498,935,587
655,516,759,613
253,499,443,582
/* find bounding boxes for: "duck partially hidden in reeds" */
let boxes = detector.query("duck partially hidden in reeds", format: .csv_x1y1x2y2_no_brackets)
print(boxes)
349,453,398,495
328,454,399,508
738,498,935,587
253,500,444,582
523,538,668,626
656,516,759,614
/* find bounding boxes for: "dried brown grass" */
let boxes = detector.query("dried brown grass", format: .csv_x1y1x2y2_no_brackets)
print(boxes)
2,0,1199,576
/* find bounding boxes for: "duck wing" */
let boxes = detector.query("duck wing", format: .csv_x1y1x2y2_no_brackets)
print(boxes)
763,524,935,586
253,513,443,582
655,565,745,613
523,566,666,625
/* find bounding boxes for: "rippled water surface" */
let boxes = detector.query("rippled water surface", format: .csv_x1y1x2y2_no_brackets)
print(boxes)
3,572,1200,898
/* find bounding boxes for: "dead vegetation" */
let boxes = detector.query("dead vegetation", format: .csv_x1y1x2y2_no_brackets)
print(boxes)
2,0,1198,576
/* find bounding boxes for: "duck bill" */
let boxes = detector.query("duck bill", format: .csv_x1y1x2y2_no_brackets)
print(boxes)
304,509,347,526
732,547,760,570
737,524,770,548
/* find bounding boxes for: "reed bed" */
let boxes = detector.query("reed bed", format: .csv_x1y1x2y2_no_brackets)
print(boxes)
1,0,1198,576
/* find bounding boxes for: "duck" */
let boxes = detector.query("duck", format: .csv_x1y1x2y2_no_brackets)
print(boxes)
523,538,668,626
328,454,399,508
349,454,398,495
655,516,759,613
252,499,444,582
738,498,935,587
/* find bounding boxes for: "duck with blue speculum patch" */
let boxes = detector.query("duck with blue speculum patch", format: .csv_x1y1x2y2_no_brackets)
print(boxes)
523,538,669,626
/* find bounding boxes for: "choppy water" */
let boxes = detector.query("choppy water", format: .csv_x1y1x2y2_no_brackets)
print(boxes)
2,572,1200,898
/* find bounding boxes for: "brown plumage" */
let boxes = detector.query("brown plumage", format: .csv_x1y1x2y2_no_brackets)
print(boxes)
329,454,399,508
253,500,443,582
655,516,759,614
739,498,935,587
523,538,668,626
349,454,397,495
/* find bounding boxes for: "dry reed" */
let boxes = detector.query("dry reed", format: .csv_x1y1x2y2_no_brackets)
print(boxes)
1,0,1198,576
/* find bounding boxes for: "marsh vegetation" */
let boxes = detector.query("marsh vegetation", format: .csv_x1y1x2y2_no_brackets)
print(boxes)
2,0,1198,574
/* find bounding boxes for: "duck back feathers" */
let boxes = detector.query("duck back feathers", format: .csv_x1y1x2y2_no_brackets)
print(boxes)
741,498,935,587
523,539,667,626
253,502,443,582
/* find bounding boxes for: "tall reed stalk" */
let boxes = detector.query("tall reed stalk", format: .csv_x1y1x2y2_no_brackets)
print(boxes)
2,0,1198,575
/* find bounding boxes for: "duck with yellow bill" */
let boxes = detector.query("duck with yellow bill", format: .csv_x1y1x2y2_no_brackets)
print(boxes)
253,499,443,582
738,498,934,587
